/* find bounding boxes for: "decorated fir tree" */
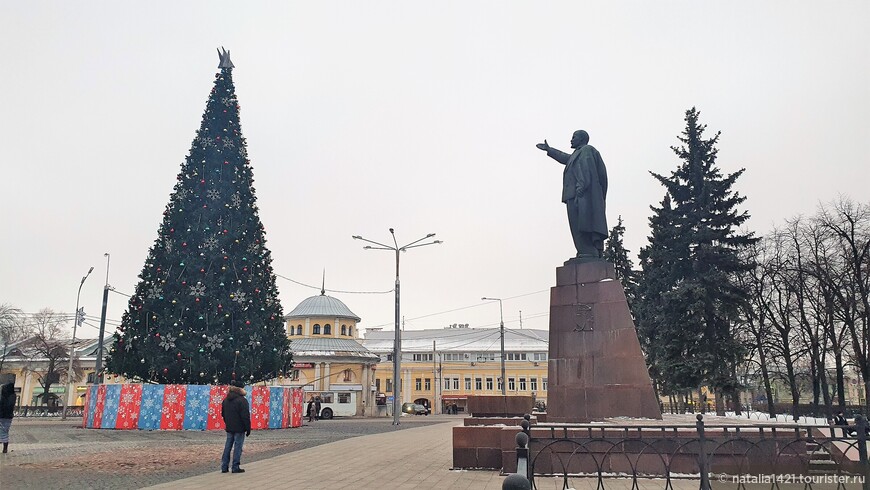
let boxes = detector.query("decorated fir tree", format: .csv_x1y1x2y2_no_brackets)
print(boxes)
105,49,292,384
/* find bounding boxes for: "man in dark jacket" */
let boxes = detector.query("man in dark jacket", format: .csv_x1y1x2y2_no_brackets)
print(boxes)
221,381,251,473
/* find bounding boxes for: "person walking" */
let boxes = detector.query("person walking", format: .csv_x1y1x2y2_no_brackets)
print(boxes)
0,382,16,454
314,396,322,421
307,396,316,422
221,381,250,473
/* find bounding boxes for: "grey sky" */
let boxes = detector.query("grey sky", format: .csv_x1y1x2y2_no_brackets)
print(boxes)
1,2,867,337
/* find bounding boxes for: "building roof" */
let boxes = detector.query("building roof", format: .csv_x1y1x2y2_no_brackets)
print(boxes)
288,337,380,362
361,328,549,354
285,293,361,322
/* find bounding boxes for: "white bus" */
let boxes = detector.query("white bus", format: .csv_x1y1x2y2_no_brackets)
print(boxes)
303,390,357,419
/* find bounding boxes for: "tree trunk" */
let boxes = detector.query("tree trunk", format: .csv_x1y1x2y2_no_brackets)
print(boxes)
835,350,846,411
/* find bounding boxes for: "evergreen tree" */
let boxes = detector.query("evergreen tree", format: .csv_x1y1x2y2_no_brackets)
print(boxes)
603,216,637,313
105,50,292,384
637,108,756,409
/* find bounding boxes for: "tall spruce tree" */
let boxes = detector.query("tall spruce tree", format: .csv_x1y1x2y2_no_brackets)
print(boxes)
105,49,292,384
603,216,637,313
637,108,756,411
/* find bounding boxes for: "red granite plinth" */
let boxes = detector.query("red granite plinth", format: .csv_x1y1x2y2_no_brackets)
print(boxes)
466,395,534,417
548,261,661,422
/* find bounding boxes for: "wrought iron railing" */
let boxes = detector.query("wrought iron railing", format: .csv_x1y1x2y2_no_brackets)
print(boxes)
504,414,870,490
12,405,84,418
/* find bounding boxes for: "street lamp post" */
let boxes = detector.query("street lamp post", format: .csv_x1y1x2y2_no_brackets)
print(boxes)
482,297,506,395
353,229,441,425
62,266,94,420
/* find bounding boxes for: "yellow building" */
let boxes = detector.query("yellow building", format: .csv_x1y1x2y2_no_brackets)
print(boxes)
361,326,549,414
283,290,380,418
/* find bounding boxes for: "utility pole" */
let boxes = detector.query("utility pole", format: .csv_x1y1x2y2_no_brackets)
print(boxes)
95,253,110,383
433,340,438,414
482,297,506,395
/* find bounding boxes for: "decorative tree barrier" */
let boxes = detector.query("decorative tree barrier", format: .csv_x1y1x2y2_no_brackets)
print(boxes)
82,384,303,430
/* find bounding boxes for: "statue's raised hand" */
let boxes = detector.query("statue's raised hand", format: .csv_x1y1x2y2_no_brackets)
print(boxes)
536,139,550,151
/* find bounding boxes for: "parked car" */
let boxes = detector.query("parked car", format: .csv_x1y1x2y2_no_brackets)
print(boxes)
401,402,430,415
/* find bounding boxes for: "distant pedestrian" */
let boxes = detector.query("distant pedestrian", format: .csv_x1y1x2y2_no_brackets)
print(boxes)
307,396,316,422
0,382,15,454
834,412,853,437
314,396,322,420
221,381,251,474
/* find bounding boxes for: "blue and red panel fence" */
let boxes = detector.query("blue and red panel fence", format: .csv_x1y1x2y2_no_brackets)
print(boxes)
83,384,304,430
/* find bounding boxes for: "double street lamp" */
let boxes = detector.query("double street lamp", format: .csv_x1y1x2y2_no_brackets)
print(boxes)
62,266,94,420
353,229,441,425
481,297,506,395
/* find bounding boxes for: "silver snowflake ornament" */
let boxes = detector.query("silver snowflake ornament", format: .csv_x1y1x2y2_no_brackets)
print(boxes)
233,290,247,304
159,333,177,351
203,236,218,251
190,282,206,297
206,188,221,200
231,192,242,209
246,241,259,254
222,138,235,149
247,333,262,349
206,334,223,352
146,285,163,299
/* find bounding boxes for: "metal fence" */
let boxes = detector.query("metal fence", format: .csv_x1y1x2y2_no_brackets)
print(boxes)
12,405,84,418
505,414,870,490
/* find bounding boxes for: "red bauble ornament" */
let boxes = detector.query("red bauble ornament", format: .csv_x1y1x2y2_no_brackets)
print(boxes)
163,368,168,374
195,297,200,303
245,320,251,325
200,179,205,184
155,333,160,337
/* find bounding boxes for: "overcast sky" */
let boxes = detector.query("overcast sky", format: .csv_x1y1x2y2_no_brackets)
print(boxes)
1,2,867,339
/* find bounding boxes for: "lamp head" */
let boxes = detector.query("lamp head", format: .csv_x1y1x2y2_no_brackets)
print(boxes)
352,235,361,240
88,267,94,274
426,233,435,238
389,228,395,234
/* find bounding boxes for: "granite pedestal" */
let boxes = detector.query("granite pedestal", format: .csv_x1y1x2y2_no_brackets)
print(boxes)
547,260,661,422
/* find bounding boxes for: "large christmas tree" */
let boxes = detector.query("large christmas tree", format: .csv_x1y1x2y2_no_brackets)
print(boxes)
106,49,292,384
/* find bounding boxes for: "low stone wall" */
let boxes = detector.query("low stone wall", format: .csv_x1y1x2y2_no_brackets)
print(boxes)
83,384,304,430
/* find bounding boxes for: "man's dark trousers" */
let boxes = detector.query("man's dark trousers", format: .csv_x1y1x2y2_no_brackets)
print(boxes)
221,432,245,472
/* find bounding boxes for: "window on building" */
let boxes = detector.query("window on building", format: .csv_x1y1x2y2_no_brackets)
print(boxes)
508,377,516,391
313,324,321,334
424,378,431,390
498,377,503,391
475,378,482,390
415,378,422,391
477,353,496,362
296,325,302,335
341,325,347,335
530,377,538,391
464,377,472,390
412,353,433,362
385,354,393,362
376,379,381,392
506,352,527,361
288,327,293,335
290,369,300,381
87,372,96,383
324,324,332,335
452,378,459,390
343,369,352,382
486,377,493,390
348,326,353,336
534,352,548,361
443,378,451,390
443,353,466,361
338,393,351,403
386,378,393,393
519,377,527,391
542,378,548,391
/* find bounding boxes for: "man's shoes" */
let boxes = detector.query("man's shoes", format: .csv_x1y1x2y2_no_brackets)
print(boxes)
221,469,229,473
232,468,245,473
